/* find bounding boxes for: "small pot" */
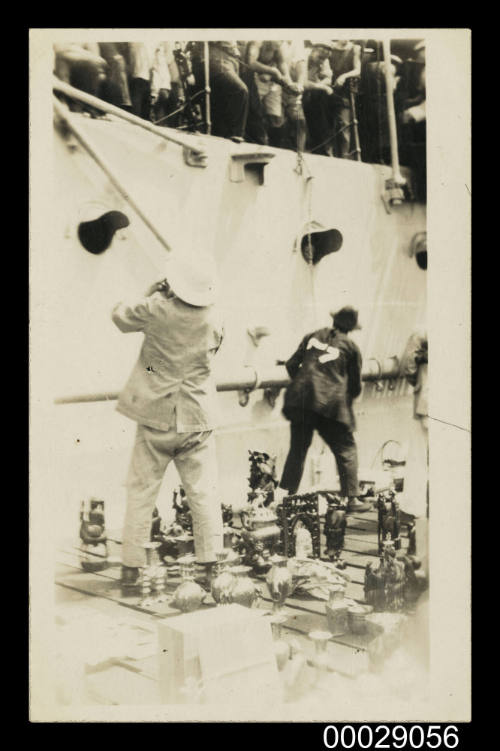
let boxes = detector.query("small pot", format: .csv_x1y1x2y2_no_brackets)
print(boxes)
347,604,373,634
80,542,108,572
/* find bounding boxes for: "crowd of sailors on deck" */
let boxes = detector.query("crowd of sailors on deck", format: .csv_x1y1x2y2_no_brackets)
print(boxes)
53,39,426,182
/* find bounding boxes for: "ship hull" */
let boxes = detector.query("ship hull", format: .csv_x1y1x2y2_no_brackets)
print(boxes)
46,114,426,531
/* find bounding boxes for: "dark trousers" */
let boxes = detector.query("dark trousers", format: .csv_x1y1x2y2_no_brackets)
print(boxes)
153,89,181,127
98,44,131,108
55,59,103,115
192,61,249,138
69,60,103,97
280,411,359,497
239,69,268,145
303,89,336,155
129,77,151,120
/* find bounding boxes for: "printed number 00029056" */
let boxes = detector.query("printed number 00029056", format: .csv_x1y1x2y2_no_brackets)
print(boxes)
322,725,461,750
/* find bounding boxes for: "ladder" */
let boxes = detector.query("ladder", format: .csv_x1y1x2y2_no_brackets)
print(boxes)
333,77,362,162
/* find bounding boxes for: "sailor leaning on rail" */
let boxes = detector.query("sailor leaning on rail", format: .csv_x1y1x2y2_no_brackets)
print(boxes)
111,253,224,588
276,305,371,513
399,328,429,521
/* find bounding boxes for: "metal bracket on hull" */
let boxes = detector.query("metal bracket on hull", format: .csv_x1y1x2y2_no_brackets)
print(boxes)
386,356,400,390
381,177,406,213
238,367,260,407
242,328,273,406
238,390,251,407
247,326,271,347
365,356,401,392
230,150,275,185
53,77,207,165
183,146,208,168
365,358,384,391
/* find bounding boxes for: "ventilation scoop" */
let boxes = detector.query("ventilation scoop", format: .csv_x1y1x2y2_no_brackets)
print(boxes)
77,210,130,255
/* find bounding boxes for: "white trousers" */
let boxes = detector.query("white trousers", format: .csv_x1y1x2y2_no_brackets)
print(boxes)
122,424,222,567
401,415,429,519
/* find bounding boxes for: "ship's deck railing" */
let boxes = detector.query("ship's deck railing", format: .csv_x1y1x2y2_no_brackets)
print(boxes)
53,76,207,158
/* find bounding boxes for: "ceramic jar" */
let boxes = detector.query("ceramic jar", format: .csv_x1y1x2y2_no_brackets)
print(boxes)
171,559,205,613
266,555,293,614
230,565,260,608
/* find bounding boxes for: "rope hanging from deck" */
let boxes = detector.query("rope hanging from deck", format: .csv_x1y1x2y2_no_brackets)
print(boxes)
294,122,319,329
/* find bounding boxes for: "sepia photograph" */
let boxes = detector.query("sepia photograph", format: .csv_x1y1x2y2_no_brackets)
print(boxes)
29,27,471,724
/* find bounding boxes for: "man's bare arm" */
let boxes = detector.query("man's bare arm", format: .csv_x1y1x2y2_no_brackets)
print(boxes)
246,41,284,81
334,43,362,88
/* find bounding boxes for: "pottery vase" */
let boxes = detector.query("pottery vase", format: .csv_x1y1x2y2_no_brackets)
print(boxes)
172,559,205,613
230,565,260,608
266,555,293,614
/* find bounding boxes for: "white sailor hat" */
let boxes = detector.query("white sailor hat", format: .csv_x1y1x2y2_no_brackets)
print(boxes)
164,252,218,307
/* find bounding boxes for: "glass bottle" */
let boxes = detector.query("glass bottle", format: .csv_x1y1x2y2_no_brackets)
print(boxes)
325,583,348,636
269,613,290,671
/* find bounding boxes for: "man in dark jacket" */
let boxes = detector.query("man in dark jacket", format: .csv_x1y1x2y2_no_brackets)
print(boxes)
278,306,370,512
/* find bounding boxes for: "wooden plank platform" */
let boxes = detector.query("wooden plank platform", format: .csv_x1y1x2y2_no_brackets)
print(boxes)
55,586,369,706
55,507,395,653
54,507,416,704
56,555,368,640
55,570,369,707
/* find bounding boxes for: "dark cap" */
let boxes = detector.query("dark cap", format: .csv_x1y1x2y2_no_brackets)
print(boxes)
331,306,362,332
